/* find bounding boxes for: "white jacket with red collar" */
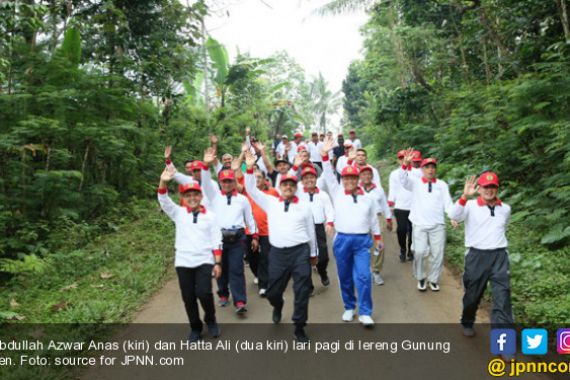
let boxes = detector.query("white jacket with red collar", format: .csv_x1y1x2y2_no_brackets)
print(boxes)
449,196,511,250
296,186,335,226
158,189,222,268
399,165,453,226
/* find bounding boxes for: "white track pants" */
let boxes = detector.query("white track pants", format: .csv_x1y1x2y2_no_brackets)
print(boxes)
412,224,446,284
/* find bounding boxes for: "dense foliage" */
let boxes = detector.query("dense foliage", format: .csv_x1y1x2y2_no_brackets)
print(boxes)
342,0,570,246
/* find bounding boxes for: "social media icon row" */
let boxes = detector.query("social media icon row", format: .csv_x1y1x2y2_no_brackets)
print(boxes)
490,328,570,355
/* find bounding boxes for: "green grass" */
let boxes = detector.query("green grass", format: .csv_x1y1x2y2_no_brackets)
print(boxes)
376,157,570,325
0,200,175,323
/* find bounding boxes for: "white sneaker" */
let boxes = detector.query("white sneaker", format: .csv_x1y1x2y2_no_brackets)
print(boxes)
358,315,375,326
429,282,440,292
253,277,259,285
259,288,266,296
373,272,384,286
417,279,427,292
342,309,355,322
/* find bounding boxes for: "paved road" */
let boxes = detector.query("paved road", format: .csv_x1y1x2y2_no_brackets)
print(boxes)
133,222,485,324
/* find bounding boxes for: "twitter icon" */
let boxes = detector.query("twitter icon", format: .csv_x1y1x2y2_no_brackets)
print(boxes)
522,329,548,355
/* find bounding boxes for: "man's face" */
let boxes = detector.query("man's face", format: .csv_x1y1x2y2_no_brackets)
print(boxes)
220,179,235,193
319,135,325,142
294,136,302,144
311,135,318,143
191,169,202,180
398,157,404,165
302,174,317,190
478,185,498,201
356,151,367,165
181,190,202,209
276,162,290,174
299,151,309,163
282,138,288,146
342,176,359,192
184,163,193,175
280,181,297,199
360,171,373,185
222,156,232,168
338,137,344,145
255,171,265,188
349,132,356,140
422,164,437,179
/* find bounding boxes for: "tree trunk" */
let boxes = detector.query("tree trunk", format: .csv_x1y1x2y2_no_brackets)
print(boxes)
78,143,90,192
482,38,492,84
556,0,570,41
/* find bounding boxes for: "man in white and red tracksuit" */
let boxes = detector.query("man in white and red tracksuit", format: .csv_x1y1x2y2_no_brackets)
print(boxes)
388,150,414,262
201,149,257,315
243,152,317,342
296,165,335,287
157,166,222,342
449,172,513,337
320,138,381,327
400,149,453,293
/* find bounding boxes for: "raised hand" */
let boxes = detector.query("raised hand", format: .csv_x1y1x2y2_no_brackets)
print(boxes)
402,147,414,165
164,146,172,159
231,158,241,172
293,154,304,168
347,147,357,161
462,175,479,198
160,166,176,182
320,136,335,156
244,151,256,168
253,141,265,155
203,147,216,166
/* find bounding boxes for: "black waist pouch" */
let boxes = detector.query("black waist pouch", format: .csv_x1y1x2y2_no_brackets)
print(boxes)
222,228,244,244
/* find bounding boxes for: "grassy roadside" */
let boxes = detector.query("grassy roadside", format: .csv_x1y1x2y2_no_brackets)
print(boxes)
1,200,175,323
377,158,570,325
0,200,177,379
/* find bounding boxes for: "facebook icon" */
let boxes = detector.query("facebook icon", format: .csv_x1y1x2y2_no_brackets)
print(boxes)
491,329,516,355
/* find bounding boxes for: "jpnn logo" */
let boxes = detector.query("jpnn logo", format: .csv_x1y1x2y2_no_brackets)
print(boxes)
491,329,516,356
522,329,548,355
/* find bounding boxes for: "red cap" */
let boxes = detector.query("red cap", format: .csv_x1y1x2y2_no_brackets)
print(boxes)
190,160,207,171
301,166,317,178
179,183,202,194
294,132,303,138
297,145,307,152
359,165,373,174
341,165,360,177
478,171,500,187
412,151,422,162
420,158,437,167
397,150,406,159
279,174,298,185
349,129,356,134
218,169,235,181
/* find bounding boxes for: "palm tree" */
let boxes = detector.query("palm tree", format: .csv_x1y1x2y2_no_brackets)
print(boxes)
309,73,342,133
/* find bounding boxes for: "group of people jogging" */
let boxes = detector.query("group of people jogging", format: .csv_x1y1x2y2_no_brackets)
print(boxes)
157,128,513,342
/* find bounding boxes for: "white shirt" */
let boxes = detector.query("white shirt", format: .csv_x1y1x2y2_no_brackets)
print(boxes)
388,168,412,210
399,166,453,226
363,184,392,220
347,138,362,150
321,157,381,238
166,162,214,210
245,170,317,257
158,190,222,268
335,155,349,175
201,169,257,233
449,197,511,250
307,141,324,162
296,187,335,225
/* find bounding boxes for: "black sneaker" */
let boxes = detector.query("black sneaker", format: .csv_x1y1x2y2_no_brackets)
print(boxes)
294,326,309,343
407,252,414,261
235,302,247,315
272,305,282,324
207,323,220,338
321,277,330,287
399,253,406,263
188,330,202,342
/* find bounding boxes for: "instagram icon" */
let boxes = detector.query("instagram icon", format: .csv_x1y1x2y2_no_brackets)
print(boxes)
558,329,570,354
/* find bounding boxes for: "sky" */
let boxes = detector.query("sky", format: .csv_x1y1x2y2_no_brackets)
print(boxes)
204,0,369,128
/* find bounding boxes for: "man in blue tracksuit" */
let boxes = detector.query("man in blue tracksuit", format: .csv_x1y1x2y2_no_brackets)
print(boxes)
320,138,382,326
